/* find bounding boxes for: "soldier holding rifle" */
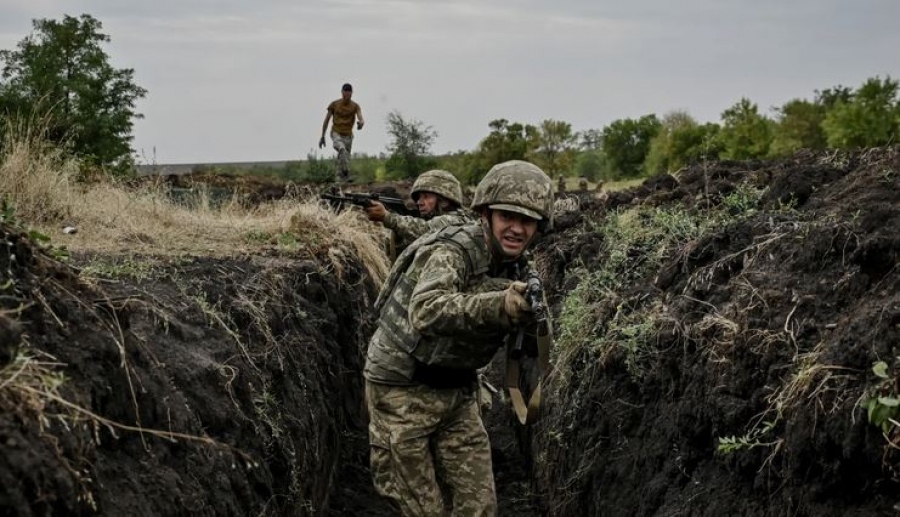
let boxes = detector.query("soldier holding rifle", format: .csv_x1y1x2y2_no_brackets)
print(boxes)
363,160,555,516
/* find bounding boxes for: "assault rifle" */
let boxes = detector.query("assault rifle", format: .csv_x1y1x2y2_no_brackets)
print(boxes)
320,192,419,217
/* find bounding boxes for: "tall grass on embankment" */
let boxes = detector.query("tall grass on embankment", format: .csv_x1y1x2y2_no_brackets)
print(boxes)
0,124,389,284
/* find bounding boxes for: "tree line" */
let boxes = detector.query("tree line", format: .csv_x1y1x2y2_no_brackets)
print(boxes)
2,13,899,184
397,77,899,186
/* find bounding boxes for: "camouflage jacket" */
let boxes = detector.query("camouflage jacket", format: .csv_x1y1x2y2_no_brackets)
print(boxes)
382,209,475,253
364,223,527,387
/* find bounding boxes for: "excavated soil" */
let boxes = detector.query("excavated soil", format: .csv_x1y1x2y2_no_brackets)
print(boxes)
3,147,899,516
0,232,394,515
532,147,900,516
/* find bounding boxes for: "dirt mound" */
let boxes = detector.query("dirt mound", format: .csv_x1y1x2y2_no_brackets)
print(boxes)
141,171,418,206
0,225,391,515
531,147,900,515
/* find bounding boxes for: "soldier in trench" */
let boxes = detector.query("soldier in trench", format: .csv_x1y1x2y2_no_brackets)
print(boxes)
363,160,555,516
363,169,474,255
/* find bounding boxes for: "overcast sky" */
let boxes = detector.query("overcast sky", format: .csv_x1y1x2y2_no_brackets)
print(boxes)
1,1,899,164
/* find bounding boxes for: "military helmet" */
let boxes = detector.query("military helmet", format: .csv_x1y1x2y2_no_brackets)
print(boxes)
471,160,554,225
411,169,463,206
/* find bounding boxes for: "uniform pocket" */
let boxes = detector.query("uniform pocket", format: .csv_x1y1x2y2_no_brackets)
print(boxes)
369,428,395,498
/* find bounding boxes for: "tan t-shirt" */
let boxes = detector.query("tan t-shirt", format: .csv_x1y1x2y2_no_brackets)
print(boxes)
327,99,360,136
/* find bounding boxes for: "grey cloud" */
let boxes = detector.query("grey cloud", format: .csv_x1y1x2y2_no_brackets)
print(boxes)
1,0,899,163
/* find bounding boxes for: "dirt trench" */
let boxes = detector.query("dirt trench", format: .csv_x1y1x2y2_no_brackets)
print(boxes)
0,230,407,515
4,147,900,516
0,221,543,516
531,147,900,516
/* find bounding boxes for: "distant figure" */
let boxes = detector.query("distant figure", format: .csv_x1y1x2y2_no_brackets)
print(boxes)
319,83,364,183
579,176,588,191
557,175,567,193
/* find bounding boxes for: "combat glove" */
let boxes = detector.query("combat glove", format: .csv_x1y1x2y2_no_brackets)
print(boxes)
504,281,532,325
318,137,326,149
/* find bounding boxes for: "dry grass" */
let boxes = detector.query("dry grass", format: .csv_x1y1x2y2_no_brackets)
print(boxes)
765,342,858,423
282,201,390,285
0,348,68,429
0,120,78,223
0,129,390,286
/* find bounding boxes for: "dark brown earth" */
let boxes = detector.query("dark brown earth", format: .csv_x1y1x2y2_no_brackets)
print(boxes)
0,231,391,515
531,147,900,516
3,147,899,516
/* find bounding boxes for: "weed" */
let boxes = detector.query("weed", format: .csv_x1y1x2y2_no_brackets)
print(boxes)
555,202,723,384
861,360,900,435
244,230,273,244
80,256,159,281
253,385,284,439
717,420,779,454
722,183,764,214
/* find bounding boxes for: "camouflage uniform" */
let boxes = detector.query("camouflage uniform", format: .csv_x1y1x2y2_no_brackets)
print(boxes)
382,209,473,252
384,170,474,253
331,131,353,181
364,161,554,516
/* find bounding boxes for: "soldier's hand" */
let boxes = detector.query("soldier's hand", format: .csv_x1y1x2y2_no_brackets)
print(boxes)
318,137,326,149
503,281,532,325
365,201,387,222
357,121,364,130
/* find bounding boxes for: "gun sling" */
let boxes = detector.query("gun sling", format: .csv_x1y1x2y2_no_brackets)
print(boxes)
505,320,552,425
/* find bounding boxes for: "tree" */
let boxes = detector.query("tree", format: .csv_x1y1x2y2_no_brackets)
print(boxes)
573,150,608,181
0,14,147,173
303,152,335,184
528,119,577,177
815,85,853,110
435,150,476,184
769,86,855,156
822,76,900,149
466,119,538,184
601,114,661,179
716,98,773,160
384,110,437,179
645,112,723,174
769,98,828,156
645,110,695,174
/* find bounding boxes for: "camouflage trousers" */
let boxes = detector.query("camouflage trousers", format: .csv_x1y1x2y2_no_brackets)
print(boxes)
331,131,353,181
365,380,497,516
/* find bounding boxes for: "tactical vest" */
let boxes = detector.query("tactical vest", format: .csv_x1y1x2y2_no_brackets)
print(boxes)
388,209,475,257
371,224,517,378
